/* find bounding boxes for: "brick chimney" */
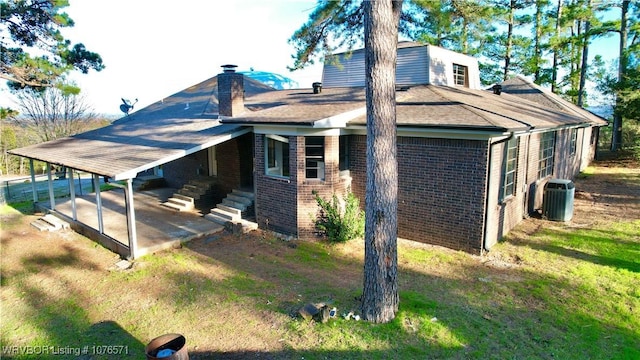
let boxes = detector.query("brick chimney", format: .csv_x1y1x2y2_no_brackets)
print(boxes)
218,64,244,117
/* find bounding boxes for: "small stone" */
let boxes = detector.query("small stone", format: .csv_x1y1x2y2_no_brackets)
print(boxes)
299,303,321,321
114,259,132,270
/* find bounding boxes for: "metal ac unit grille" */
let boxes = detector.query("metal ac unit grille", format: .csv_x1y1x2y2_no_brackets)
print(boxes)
542,179,575,222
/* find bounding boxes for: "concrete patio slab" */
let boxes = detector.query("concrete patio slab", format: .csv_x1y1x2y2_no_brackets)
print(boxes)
49,187,224,258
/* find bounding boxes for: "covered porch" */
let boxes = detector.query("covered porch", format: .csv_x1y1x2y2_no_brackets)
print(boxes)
47,187,223,258
9,119,252,259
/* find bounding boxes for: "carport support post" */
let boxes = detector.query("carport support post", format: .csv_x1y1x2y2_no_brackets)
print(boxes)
124,178,138,260
68,167,77,220
93,174,104,234
46,162,55,211
29,159,37,203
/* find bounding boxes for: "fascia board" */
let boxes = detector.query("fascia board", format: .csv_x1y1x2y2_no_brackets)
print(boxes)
346,125,508,141
312,107,366,128
253,125,342,137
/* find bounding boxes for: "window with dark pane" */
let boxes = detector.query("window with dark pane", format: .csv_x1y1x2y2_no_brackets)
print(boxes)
265,135,290,178
502,137,518,200
538,132,555,179
570,128,577,156
305,136,324,180
339,136,349,171
453,64,468,87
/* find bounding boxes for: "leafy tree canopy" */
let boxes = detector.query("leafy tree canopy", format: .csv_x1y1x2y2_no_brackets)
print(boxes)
0,0,104,93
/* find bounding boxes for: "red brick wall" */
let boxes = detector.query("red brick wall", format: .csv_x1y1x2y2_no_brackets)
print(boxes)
526,129,586,214
485,136,526,250
254,134,298,234
252,126,599,252
350,135,489,254
296,135,352,239
163,149,208,189
487,128,597,250
254,134,353,238
215,136,243,195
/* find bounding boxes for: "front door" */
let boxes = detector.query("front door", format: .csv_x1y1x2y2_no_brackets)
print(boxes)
208,147,217,177
238,134,254,189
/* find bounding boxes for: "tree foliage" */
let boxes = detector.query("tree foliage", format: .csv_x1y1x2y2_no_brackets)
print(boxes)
290,0,638,151
0,0,104,92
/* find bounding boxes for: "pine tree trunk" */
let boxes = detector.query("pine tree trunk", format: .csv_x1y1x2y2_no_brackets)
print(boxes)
552,0,563,93
577,12,590,107
504,0,515,81
361,0,401,324
611,0,628,151
534,0,543,83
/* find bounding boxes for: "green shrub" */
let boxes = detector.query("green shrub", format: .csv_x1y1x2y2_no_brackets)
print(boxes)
313,190,365,243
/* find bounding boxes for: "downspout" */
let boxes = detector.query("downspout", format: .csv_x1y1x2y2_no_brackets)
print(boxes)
522,133,532,218
482,132,515,254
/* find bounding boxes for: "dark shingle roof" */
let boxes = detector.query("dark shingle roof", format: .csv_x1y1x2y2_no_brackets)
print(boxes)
10,121,247,180
228,83,604,132
226,87,366,125
499,75,607,126
9,75,272,180
11,71,605,180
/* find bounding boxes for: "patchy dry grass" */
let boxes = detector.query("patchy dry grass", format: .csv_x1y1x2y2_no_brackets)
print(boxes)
1,158,638,359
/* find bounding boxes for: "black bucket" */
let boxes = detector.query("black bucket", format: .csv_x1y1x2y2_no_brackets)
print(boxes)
145,333,189,360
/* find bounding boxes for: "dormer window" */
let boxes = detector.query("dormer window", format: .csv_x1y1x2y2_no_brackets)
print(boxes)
453,64,468,87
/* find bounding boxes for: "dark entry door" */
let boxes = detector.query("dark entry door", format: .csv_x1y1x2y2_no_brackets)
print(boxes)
238,133,254,189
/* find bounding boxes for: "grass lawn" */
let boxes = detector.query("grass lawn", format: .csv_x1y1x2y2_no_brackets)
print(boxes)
1,161,638,359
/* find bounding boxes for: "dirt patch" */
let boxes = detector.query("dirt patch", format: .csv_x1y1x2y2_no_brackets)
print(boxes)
1,154,638,358
506,154,640,240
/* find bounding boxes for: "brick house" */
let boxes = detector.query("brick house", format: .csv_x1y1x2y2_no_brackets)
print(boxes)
221,42,606,254
10,42,606,257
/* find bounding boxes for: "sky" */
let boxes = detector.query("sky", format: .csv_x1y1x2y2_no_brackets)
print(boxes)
0,0,622,117
1,0,325,116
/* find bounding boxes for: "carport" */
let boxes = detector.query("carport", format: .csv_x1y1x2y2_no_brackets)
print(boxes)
9,119,250,259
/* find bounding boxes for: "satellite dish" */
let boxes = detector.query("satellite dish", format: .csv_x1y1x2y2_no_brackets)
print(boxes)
120,98,139,115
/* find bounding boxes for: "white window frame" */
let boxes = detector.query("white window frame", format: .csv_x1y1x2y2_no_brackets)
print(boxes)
538,131,555,179
569,128,578,156
501,137,518,201
305,136,325,180
265,134,289,178
453,63,468,87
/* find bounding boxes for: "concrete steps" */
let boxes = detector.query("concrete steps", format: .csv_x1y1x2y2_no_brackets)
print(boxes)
31,213,70,232
161,196,195,212
205,189,257,233
162,177,216,212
